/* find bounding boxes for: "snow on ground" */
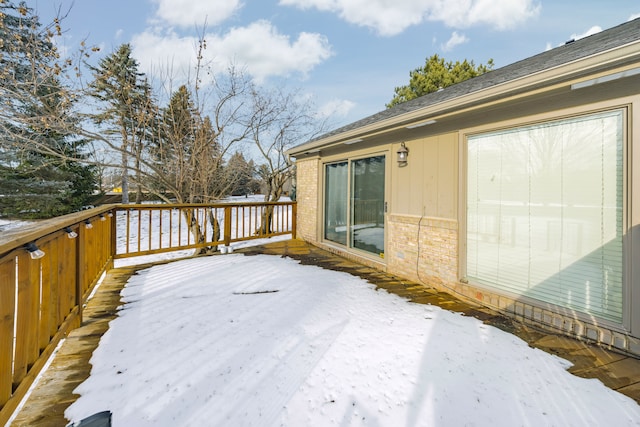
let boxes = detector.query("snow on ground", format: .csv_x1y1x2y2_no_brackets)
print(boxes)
0,218,34,233
65,254,640,426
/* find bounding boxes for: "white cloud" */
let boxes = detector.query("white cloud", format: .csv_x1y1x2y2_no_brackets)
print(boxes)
151,0,243,28
317,98,356,118
428,0,540,30
131,21,333,84
131,30,199,79
207,21,333,82
441,31,468,52
570,25,602,41
545,25,603,51
279,0,540,36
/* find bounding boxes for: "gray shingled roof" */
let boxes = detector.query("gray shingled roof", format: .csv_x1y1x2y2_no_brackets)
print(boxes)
307,17,640,144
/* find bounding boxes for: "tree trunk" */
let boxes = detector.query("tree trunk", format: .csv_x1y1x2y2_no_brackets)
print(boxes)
135,156,142,204
121,150,129,204
120,128,130,204
258,205,275,235
208,208,220,252
183,208,207,254
257,177,283,235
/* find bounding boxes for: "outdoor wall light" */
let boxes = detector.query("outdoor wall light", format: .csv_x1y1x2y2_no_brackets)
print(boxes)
107,211,114,217
397,142,409,167
64,227,78,239
25,242,45,259
99,214,107,221
84,219,93,229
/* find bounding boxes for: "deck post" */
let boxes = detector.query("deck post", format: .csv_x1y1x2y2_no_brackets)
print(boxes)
292,202,297,240
224,206,232,246
76,224,86,325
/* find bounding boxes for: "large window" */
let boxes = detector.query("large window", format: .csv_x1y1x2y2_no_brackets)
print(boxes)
466,110,624,322
324,155,386,256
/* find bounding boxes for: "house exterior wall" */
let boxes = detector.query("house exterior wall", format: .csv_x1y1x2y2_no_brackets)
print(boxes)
391,133,458,219
293,81,640,357
387,132,459,286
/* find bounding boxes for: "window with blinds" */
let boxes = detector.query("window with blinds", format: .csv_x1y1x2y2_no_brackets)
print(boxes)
466,110,624,322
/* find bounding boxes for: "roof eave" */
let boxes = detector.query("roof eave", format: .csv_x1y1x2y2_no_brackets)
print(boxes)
287,39,640,158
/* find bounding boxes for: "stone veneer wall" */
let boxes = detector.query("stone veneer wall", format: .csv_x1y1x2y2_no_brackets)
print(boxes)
385,213,640,357
387,214,458,287
295,158,319,242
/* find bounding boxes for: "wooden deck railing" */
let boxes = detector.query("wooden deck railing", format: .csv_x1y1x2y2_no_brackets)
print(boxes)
115,202,296,258
0,200,296,425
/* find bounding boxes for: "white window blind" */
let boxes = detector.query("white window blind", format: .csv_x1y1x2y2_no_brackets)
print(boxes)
467,110,624,322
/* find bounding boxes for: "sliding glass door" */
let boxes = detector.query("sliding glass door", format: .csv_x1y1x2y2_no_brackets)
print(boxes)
324,155,386,257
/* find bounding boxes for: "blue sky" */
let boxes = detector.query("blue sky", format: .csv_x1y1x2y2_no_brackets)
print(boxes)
34,0,640,128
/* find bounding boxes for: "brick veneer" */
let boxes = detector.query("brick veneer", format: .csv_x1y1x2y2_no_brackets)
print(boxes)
295,158,319,242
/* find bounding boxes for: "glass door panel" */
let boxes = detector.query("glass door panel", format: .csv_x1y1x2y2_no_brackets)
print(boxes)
324,162,348,245
350,156,385,255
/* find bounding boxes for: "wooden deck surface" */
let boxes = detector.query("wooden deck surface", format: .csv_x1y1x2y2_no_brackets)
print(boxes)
8,240,640,425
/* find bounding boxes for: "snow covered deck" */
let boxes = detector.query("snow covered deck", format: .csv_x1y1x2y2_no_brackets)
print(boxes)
9,240,640,426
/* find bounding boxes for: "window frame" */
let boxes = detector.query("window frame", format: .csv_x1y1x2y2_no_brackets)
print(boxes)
459,103,630,329
321,151,388,260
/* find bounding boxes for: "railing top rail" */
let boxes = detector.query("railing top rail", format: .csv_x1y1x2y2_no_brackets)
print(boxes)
0,205,118,256
114,201,296,210
1,200,297,258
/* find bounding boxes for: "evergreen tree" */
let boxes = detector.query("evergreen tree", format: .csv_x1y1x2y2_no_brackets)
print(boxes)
387,54,494,108
89,43,154,203
227,151,258,196
157,85,202,202
0,1,98,218
151,85,227,203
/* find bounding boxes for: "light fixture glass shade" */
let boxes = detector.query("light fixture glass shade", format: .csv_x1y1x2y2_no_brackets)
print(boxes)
85,220,93,229
25,242,45,259
397,142,409,166
64,227,78,238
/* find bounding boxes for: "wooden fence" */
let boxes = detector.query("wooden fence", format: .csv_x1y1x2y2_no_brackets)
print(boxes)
0,201,296,425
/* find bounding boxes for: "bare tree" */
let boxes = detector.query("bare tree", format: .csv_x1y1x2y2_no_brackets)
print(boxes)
142,36,253,252
247,86,326,233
